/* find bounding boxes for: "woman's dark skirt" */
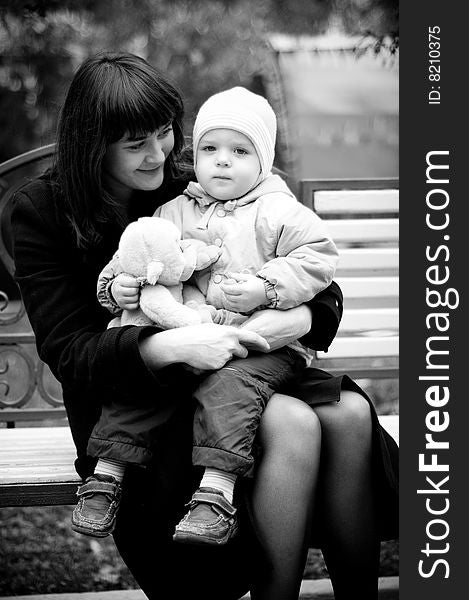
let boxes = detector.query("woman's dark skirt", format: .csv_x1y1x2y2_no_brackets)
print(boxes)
287,367,398,543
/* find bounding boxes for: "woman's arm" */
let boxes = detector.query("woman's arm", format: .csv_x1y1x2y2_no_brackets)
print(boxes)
11,185,268,392
139,324,269,371
240,281,343,352
240,304,312,351
11,187,160,394
300,280,343,351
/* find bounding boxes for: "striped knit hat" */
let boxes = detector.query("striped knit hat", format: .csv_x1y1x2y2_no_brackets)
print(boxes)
193,87,277,182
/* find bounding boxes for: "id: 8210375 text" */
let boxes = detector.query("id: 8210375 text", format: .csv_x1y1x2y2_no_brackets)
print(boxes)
428,26,441,105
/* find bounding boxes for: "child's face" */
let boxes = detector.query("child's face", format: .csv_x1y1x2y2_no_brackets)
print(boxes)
102,122,174,201
195,129,261,201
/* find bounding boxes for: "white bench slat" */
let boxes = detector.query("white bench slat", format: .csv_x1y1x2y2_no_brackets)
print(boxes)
314,189,399,214
326,218,398,243
0,427,78,486
338,248,398,272
317,336,399,359
1,468,78,485
340,308,399,332
336,276,398,299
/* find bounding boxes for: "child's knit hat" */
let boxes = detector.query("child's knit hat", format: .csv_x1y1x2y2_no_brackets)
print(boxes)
192,87,277,180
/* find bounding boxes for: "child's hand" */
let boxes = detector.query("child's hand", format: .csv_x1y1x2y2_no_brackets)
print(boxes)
111,274,140,310
220,273,268,313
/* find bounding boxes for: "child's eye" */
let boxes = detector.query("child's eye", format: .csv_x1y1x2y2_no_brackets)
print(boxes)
201,145,216,152
234,148,248,155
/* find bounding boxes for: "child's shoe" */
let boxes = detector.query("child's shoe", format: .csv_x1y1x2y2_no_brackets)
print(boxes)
71,474,122,538
173,487,238,546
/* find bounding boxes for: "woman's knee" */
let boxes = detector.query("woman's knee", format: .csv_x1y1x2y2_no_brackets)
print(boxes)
315,390,372,438
339,390,372,428
260,393,321,451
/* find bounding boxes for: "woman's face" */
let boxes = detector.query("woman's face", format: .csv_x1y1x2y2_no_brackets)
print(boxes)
102,122,174,201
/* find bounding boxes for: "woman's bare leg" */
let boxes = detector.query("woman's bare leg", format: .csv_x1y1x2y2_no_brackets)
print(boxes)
313,390,380,600
249,393,321,600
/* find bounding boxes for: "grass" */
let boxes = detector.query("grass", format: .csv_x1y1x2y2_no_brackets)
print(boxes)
0,505,398,595
0,506,138,595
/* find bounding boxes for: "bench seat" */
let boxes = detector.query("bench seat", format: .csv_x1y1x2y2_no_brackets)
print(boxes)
0,416,398,508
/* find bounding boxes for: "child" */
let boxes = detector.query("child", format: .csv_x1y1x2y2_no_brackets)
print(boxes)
75,87,338,544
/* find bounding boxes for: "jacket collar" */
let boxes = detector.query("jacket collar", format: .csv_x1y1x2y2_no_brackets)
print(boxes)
184,173,294,211
184,174,294,230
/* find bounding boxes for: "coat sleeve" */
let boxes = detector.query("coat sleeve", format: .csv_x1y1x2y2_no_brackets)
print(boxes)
256,199,339,309
96,253,124,315
10,190,163,396
300,280,343,351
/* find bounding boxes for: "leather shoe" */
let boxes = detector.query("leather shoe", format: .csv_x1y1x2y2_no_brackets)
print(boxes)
71,474,122,538
173,487,238,546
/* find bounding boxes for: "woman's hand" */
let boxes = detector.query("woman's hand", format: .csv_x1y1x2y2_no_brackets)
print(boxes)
241,304,313,351
111,274,140,310
139,323,270,372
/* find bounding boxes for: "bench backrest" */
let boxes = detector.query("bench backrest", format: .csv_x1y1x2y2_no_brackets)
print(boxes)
300,178,399,381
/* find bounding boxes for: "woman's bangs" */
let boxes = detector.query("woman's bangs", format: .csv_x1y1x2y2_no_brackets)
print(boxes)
107,79,177,143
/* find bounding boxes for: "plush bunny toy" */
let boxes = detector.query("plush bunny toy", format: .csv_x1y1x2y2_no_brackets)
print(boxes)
113,216,221,329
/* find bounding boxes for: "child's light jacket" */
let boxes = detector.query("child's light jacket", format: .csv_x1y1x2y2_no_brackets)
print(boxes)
154,174,339,311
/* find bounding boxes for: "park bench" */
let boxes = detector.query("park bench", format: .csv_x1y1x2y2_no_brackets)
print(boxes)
0,145,399,597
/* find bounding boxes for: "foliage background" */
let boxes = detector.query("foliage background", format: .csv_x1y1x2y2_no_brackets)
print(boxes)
0,0,398,163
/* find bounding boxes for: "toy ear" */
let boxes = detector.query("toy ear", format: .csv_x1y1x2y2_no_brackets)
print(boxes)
146,261,164,285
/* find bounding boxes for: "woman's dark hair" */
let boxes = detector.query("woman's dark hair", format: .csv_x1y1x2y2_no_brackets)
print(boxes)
54,52,186,248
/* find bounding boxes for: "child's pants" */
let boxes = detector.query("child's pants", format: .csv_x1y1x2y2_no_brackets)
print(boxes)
87,348,303,476
192,348,303,477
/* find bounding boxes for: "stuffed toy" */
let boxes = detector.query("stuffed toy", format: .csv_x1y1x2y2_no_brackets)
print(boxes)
112,216,221,329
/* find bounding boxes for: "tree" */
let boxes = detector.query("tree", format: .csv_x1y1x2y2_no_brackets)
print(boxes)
0,0,399,161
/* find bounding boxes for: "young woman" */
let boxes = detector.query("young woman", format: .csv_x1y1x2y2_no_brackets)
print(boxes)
11,53,398,600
